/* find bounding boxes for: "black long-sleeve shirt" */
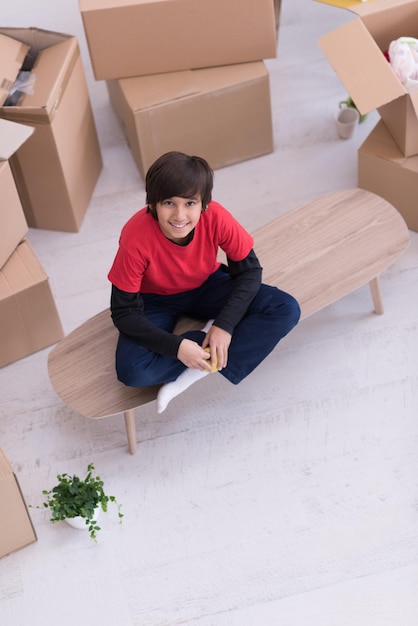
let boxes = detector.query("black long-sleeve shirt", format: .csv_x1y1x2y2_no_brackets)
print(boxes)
110,248,262,357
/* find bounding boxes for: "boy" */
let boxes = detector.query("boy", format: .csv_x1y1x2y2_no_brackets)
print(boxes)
108,151,300,413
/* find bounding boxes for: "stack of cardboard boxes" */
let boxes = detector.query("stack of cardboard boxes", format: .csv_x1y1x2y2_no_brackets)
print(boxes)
0,27,105,558
1,27,106,361
0,27,104,365
0,120,60,557
0,28,103,233
319,0,418,232
79,0,282,178
0,118,64,369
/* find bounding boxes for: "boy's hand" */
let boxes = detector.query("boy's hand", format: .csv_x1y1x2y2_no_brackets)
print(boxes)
202,325,231,371
177,338,214,372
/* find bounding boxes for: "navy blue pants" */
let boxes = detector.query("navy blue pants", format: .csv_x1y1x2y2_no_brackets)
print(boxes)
116,268,300,387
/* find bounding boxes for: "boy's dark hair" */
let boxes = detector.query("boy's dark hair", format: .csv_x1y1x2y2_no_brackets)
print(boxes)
145,151,214,219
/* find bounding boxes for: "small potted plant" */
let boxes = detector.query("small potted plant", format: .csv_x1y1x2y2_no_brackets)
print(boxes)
40,463,123,541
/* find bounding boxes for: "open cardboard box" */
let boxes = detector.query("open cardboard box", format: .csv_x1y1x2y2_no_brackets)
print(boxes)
0,32,28,103
318,0,418,156
80,0,279,80
0,27,102,232
358,119,418,232
0,446,37,559
0,238,64,367
0,118,32,269
107,61,274,179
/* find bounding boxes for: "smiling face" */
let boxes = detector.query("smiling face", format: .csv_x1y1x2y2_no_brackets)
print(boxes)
155,195,203,243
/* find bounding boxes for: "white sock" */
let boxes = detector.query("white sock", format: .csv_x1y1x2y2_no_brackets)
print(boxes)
156,319,216,414
157,368,209,413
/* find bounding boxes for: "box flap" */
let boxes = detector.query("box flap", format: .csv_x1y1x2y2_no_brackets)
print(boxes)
360,118,418,173
17,38,78,111
0,119,34,161
318,18,405,114
0,33,29,106
0,29,77,121
0,239,45,300
410,91,418,118
0,26,71,60
359,119,406,162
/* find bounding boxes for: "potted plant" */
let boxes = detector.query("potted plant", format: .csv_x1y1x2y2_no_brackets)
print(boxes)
40,463,123,541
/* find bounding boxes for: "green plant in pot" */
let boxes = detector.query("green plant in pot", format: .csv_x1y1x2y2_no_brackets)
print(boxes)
339,96,368,123
41,463,123,541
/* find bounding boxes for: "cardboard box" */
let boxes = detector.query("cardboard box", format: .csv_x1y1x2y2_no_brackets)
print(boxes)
79,0,279,80
0,27,103,232
358,119,418,232
107,62,274,179
0,446,37,558
318,0,418,156
0,238,64,367
0,119,33,269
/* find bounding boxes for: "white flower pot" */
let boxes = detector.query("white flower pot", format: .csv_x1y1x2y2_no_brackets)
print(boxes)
65,506,100,530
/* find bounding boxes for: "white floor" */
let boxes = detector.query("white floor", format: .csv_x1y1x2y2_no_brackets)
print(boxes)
1,1,418,625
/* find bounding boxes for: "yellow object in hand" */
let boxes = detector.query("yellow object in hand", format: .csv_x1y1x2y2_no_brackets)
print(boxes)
204,347,218,372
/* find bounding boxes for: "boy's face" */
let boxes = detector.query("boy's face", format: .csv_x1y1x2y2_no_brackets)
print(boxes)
155,195,203,243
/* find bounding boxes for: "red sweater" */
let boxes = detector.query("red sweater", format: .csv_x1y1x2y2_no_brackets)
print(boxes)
108,201,254,294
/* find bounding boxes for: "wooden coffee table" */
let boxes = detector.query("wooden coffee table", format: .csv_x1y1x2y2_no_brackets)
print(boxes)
48,189,410,454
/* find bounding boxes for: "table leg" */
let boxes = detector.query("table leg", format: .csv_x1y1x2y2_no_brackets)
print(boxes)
124,409,137,455
369,276,384,315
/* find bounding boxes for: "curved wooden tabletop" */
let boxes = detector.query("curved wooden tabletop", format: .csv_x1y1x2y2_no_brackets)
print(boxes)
47,311,202,420
48,188,410,420
253,188,409,319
